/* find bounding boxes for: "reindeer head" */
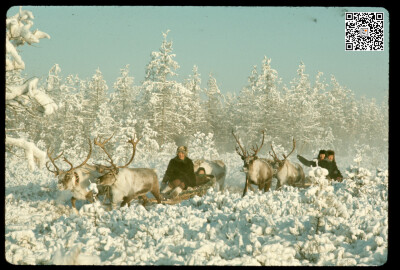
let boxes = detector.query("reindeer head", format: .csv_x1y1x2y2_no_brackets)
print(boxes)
94,133,141,186
269,138,296,171
46,138,92,191
232,130,265,172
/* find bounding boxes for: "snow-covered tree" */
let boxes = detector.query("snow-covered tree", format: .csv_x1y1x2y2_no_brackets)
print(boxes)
281,62,321,150
58,74,87,149
145,29,179,83
235,57,282,149
189,132,220,160
204,74,224,137
140,30,182,145
83,68,109,134
111,64,137,118
184,65,207,135
136,120,160,161
5,7,56,171
255,56,283,144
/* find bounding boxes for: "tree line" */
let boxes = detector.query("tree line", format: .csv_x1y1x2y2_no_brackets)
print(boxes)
6,12,388,169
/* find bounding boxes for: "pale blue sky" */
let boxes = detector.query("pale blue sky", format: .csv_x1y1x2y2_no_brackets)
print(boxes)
8,6,389,103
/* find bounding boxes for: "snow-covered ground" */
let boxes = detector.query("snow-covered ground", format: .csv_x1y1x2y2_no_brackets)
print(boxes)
5,152,388,265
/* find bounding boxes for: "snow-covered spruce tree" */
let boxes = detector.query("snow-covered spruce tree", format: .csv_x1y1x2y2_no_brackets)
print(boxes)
111,64,137,119
255,56,283,146
59,74,88,149
135,119,160,163
308,72,334,152
140,30,182,145
26,64,64,148
204,74,225,147
83,68,109,136
189,132,219,161
281,62,322,150
5,7,57,171
234,57,283,149
235,66,262,144
218,91,238,152
358,97,387,149
183,65,207,135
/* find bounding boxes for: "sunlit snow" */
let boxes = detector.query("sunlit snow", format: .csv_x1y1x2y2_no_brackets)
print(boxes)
5,151,388,266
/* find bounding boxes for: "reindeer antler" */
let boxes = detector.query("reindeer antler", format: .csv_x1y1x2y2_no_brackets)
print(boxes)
250,131,265,157
270,144,280,162
63,137,92,172
94,133,117,168
270,138,296,163
282,138,296,161
118,133,142,169
46,148,64,175
232,130,248,159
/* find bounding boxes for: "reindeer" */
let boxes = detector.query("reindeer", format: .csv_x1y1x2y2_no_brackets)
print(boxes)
46,138,107,210
232,130,274,197
94,133,161,209
193,159,226,191
269,138,305,189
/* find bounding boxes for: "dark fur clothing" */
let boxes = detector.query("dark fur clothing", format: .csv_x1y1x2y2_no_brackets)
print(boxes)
297,154,343,180
162,156,196,188
319,159,343,180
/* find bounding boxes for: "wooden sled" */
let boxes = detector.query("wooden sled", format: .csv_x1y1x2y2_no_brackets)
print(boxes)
149,178,216,205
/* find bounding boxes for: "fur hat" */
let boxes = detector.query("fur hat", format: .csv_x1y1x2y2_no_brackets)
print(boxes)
176,146,188,156
318,150,326,156
326,150,335,156
196,167,206,174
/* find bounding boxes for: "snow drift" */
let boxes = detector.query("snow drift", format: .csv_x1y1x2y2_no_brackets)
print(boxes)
5,151,388,266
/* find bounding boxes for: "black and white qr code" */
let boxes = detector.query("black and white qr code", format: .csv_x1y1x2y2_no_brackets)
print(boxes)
345,12,384,51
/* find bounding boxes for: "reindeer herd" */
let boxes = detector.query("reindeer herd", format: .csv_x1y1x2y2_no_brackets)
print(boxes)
46,131,306,212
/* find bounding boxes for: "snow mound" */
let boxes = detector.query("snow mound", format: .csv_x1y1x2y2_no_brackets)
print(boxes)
5,153,388,265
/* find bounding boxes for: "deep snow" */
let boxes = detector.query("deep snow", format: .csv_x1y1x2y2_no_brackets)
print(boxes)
5,152,388,265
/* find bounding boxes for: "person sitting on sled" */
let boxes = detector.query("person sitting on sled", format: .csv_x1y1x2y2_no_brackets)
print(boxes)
161,146,196,198
319,150,343,182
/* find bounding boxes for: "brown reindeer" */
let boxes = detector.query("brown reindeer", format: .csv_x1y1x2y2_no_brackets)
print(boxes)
94,133,161,209
232,130,274,197
270,138,305,189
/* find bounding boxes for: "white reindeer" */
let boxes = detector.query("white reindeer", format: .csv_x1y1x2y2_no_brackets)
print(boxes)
269,138,305,189
232,130,274,197
46,139,106,210
94,133,161,209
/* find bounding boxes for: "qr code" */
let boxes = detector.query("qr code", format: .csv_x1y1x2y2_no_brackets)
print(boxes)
345,12,384,51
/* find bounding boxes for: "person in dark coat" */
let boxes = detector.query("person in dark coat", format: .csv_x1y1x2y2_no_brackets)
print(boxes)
319,150,343,182
297,150,326,167
161,146,196,197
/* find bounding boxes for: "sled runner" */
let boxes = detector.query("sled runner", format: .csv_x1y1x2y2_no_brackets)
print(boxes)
149,175,217,205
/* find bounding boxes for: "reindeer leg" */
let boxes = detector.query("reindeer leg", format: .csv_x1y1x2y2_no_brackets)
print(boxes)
120,196,128,207
275,180,281,190
151,188,162,204
259,180,265,193
264,178,272,192
141,195,148,207
71,197,77,210
242,176,249,197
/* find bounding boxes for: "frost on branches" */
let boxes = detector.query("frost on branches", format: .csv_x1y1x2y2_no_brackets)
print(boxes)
6,7,56,171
